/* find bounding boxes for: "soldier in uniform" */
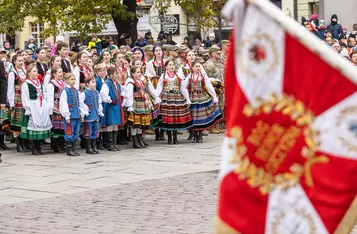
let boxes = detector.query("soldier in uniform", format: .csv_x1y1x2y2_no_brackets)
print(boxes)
221,40,230,64
143,45,154,62
204,46,225,134
167,45,181,72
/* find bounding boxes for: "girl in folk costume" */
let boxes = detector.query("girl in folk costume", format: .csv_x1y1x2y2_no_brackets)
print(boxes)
126,66,160,148
7,55,29,152
46,67,66,153
122,57,131,81
21,64,52,155
185,60,222,143
93,63,107,150
156,60,192,144
80,76,104,154
146,45,166,141
132,47,146,74
113,52,125,77
59,73,88,156
100,66,125,151
86,56,94,77
73,51,89,91
102,50,112,69
177,50,207,140
177,50,207,81
43,55,62,96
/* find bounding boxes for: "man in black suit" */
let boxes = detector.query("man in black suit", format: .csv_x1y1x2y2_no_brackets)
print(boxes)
0,61,7,159
36,47,48,82
57,42,72,73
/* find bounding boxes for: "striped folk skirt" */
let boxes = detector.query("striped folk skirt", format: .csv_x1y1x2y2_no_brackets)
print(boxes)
51,113,65,137
159,91,192,130
189,90,222,130
0,108,11,131
127,97,153,129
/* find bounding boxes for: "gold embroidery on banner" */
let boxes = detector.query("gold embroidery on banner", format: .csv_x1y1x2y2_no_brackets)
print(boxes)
215,216,241,234
230,94,329,195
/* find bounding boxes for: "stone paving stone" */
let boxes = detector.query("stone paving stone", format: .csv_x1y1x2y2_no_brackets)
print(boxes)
0,172,218,233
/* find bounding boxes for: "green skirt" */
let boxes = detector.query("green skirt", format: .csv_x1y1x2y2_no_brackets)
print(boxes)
20,110,51,140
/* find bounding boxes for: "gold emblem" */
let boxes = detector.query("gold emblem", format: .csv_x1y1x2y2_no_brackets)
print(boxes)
229,93,328,195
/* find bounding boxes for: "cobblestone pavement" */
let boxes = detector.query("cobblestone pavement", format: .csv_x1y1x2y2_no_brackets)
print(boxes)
0,171,218,234
0,133,222,233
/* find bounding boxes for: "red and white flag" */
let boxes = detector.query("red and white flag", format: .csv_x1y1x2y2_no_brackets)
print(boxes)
217,0,357,233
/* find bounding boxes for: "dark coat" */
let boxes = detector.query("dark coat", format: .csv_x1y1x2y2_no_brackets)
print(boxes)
0,61,7,104
327,14,343,39
36,61,48,79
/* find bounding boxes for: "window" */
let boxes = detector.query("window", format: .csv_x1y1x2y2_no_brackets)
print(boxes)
29,23,44,46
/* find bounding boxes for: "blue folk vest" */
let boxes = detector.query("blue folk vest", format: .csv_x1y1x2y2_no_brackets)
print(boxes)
64,87,80,119
83,89,99,122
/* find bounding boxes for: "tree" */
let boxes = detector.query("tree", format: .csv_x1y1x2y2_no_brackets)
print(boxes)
154,0,227,29
0,0,226,44
0,0,138,43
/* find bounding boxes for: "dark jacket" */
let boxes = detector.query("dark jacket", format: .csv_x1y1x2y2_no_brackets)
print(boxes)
327,14,343,39
315,28,327,40
36,61,48,80
0,61,7,104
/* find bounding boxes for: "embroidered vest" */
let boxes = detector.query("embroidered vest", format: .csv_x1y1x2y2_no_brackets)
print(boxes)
83,89,99,121
64,87,80,119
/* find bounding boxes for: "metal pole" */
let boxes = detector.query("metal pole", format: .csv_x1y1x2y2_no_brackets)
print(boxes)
218,12,222,47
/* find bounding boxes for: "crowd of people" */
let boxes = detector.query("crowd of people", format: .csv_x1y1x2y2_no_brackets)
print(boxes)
0,32,229,158
303,13,357,64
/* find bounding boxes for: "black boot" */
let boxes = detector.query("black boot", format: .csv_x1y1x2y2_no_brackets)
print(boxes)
112,131,121,151
0,134,10,150
120,130,128,145
198,131,203,143
16,137,24,153
127,127,132,142
132,135,142,149
72,141,80,156
22,139,31,152
160,129,166,141
53,138,61,153
66,141,77,156
85,138,96,154
155,129,160,141
97,133,105,150
138,134,148,148
192,131,198,143
35,140,44,155
106,132,117,151
92,139,100,154
58,137,66,153
188,130,193,141
117,130,126,145
167,131,173,145
173,130,179,145
0,153,2,163
80,136,85,149
30,140,39,155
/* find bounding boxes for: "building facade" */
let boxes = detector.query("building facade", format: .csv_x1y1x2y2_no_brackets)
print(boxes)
15,17,53,49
